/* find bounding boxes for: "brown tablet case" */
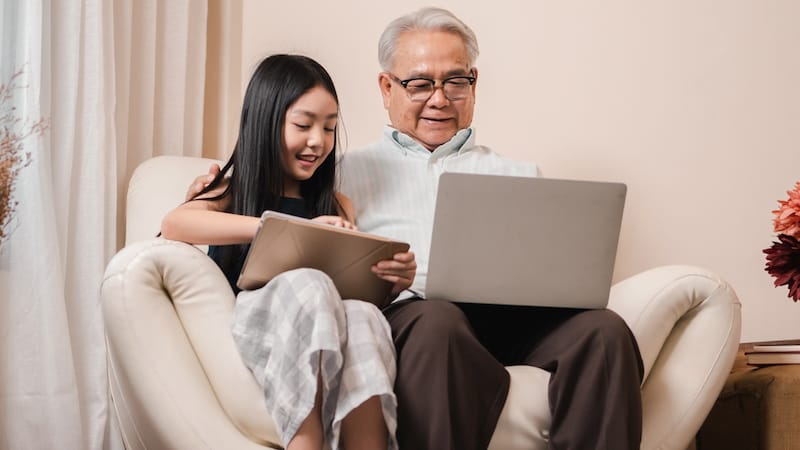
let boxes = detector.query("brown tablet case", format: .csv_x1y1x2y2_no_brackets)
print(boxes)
237,211,410,308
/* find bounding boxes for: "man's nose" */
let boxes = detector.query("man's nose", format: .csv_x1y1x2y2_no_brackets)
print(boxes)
426,86,450,107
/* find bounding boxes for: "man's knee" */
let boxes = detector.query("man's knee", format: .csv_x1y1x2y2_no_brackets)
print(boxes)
581,309,643,377
390,300,473,345
580,311,633,350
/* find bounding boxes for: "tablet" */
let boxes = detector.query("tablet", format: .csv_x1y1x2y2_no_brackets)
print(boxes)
237,211,410,307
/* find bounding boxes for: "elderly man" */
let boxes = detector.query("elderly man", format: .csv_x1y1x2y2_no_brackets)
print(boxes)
340,7,642,450
190,7,643,450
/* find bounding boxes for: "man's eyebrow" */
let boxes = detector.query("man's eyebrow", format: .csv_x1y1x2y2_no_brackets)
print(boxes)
404,68,472,79
443,68,472,77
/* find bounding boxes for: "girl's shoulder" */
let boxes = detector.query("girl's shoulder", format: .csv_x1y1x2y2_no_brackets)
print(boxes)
335,191,352,204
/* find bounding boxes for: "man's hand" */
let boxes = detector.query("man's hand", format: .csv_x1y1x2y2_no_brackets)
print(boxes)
372,251,417,295
185,163,221,201
312,215,357,230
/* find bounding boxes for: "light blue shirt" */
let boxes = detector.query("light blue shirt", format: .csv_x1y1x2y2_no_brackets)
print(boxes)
340,126,540,299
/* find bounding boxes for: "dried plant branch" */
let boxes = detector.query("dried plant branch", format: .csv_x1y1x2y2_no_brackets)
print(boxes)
0,66,48,246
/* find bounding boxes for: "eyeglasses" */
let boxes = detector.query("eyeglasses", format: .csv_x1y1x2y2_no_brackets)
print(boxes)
386,70,476,102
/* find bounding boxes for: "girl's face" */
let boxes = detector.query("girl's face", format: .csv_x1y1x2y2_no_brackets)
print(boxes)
281,85,339,197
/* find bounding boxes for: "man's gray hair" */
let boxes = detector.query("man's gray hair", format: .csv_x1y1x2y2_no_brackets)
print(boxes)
378,7,479,71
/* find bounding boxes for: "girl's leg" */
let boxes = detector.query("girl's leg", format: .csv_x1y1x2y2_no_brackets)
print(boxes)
232,269,347,449
340,396,388,450
287,369,324,450
333,300,398,450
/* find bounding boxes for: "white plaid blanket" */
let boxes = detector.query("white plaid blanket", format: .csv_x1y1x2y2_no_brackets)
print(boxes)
232,268,398,449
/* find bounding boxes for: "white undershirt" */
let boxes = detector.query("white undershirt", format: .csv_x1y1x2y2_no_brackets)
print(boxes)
340,126,540,300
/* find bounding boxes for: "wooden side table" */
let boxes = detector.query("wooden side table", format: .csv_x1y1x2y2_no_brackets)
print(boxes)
695,343,800,450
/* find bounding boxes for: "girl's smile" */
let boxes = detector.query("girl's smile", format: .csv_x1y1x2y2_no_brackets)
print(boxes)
296,153,320,169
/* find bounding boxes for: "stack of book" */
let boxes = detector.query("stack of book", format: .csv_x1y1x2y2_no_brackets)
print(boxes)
745,339,800,366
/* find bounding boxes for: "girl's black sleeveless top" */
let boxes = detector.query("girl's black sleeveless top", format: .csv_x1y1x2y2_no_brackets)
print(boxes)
208,197,312,293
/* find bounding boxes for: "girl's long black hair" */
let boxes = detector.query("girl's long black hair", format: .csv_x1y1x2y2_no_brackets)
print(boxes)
196,54,342,274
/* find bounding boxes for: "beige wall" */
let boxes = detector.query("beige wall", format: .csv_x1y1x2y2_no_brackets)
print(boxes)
235,0,800,342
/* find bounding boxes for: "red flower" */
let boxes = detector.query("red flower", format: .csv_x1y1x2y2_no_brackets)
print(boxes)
764,234,800,302
772,181,800,238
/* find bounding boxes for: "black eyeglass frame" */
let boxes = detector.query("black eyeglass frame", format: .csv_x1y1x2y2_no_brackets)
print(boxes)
386,70,476,102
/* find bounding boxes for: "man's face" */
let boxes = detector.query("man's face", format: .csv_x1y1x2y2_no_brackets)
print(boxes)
379,30,477,151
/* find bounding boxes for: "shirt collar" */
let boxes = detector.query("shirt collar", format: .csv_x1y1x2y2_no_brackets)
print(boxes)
384,125,474,158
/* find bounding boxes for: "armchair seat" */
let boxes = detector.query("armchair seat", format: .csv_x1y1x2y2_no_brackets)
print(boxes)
102,156,742,449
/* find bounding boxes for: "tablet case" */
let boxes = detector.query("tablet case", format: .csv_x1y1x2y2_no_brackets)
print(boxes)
237,211,410,308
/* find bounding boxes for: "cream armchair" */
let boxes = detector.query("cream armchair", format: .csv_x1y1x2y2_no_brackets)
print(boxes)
102,155,742,449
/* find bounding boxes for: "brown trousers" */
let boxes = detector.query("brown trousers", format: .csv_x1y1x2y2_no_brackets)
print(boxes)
382,299,643,450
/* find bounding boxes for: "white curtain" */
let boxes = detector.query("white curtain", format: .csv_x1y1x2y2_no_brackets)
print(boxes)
0,0,208,448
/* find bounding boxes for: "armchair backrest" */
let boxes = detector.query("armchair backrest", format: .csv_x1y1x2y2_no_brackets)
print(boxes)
126,155,223,245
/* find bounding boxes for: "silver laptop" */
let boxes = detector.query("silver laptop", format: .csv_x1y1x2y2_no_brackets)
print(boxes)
425,173,626,309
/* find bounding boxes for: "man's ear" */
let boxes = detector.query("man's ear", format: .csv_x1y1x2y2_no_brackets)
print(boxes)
378,72,393,109
470,67,479,96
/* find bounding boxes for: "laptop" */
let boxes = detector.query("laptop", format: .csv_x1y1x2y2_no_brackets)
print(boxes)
425,173,626,309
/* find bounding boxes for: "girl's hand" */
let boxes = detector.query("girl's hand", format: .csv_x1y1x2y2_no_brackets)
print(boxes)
185,163,221,201
312,215,357,230
372,251,417,295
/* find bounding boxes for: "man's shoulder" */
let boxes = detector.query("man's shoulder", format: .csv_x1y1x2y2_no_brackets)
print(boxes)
459,144,541,177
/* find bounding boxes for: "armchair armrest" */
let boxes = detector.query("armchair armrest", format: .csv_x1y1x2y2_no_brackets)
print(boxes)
607,265,742,450
101,238,280,449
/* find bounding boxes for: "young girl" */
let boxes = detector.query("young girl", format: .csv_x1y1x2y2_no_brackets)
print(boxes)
161,54,414,450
